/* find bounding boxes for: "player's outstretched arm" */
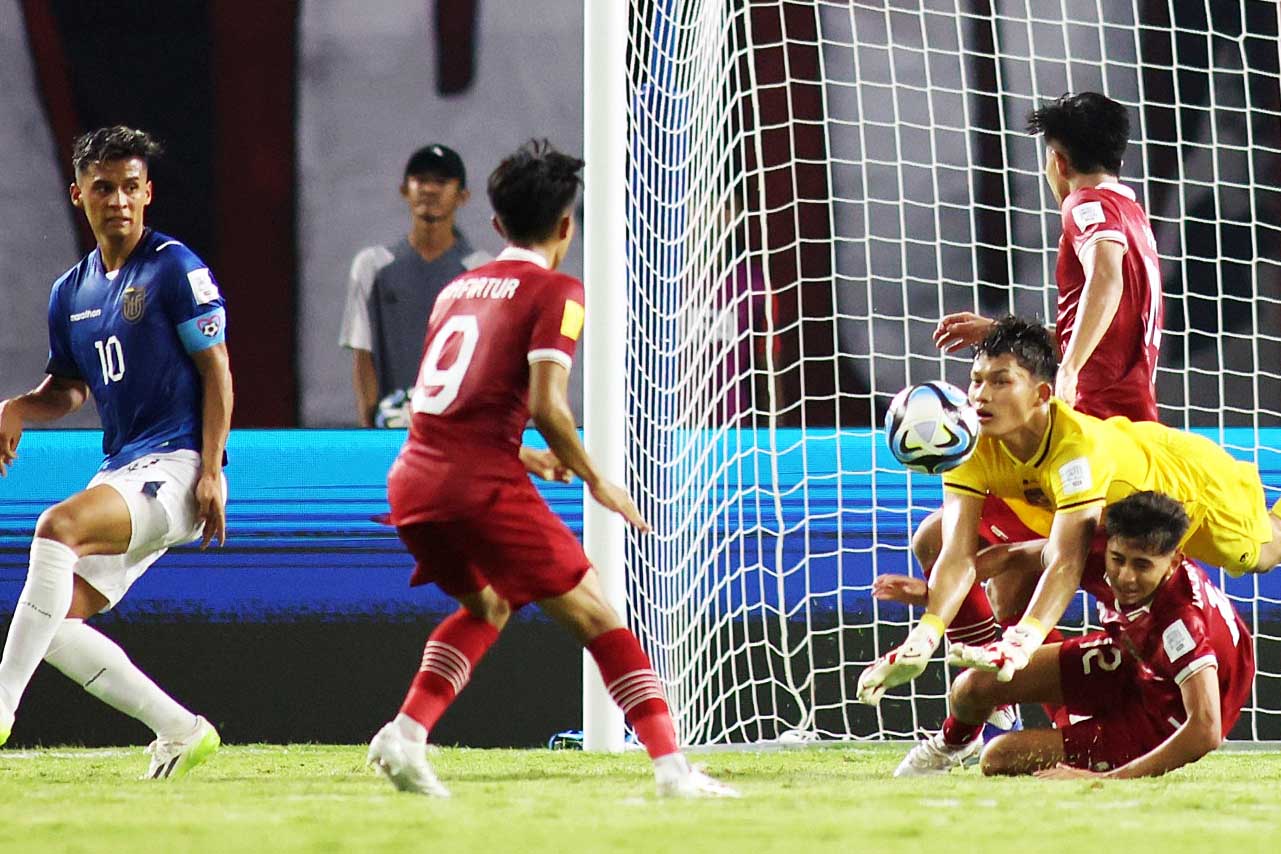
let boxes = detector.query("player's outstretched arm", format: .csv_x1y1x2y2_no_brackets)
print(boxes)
1039,667,1223,780
923,491,986,623
1021,505,1098,632
1056,240,1124,407
855,492,983,704
0,376,89,476
528,360,650,532
951,505,1099,680
191,343,233,548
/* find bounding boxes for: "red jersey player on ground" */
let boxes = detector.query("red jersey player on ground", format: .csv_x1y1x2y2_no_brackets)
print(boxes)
899,491,1254,778
871,93,1166,717
366,140,738,799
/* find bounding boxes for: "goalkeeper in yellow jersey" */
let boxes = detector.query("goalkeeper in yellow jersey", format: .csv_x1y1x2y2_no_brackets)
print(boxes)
856,316,1281,704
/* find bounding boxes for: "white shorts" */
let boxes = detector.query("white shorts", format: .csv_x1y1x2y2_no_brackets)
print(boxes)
76,449,223,609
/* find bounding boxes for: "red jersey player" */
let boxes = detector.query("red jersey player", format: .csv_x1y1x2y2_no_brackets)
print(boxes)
872,93,1165,707
366,140,737,799
914,491,1254,779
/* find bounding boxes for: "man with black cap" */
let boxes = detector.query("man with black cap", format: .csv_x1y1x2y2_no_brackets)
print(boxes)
339,144,489,426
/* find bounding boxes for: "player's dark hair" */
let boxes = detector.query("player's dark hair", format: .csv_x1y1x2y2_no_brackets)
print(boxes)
974,315,1058,382
487,139,584,245
1027,92,1129,175
72,126,163,175
1105,491,1190,555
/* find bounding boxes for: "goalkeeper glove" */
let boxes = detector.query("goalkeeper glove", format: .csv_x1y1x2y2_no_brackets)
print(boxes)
946,618,1047,682
856,614,945,705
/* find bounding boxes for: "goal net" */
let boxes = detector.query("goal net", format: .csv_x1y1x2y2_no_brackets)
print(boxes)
609,0,1281,744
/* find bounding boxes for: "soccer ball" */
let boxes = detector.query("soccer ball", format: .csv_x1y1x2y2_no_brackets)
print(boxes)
884,381,979,474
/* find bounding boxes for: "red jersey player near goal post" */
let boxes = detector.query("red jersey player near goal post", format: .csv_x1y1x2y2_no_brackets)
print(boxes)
946,491,1253,779
366,140,737,799
864,93,1166,749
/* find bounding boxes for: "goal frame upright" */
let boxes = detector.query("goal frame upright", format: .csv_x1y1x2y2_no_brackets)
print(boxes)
581,0,628,753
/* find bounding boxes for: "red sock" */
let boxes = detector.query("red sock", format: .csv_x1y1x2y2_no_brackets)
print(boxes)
944,583,999,647
587,628,679,759
399,608,499,732
941,715,983,747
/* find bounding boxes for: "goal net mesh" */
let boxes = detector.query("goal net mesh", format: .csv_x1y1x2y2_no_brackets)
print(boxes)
621,0,1281,743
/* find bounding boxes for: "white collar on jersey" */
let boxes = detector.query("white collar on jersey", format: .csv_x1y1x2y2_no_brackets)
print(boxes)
1094,181,1136,201
497,246,552,269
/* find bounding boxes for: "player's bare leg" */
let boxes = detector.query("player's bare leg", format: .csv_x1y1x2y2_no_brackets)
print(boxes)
370,587,510,796
983,543,1042,622
0,485,131,740
980,728,1067,775
0,484,216,776
539,570,740,798
895,644,1061,777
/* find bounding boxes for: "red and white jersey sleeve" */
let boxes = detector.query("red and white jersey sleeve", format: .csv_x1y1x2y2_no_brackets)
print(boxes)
527,276,585,371
1055,183,1163,422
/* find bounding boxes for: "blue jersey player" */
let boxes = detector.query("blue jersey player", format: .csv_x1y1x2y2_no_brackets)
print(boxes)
0,127,231,778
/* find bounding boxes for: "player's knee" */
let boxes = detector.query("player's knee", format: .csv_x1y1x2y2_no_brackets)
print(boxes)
950,668,998,719
978,736,1015,776
34,505,84,550
482,598,511,630
461,590,511,629
560,597,623,644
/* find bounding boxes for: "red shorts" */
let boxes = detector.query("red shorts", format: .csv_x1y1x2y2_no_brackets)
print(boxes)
978,495,1043,545
395,479,591,609
1056,633,1173,771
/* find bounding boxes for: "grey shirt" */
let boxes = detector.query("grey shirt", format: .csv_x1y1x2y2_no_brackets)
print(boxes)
339,236,489,402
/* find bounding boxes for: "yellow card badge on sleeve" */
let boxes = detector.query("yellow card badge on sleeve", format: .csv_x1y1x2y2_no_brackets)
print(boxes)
560,299,585,341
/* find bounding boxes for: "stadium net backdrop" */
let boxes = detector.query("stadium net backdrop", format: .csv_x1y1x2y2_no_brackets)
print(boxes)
582,0,1281,745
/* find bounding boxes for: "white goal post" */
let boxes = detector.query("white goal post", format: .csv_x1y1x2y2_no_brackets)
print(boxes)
584,0,1281,748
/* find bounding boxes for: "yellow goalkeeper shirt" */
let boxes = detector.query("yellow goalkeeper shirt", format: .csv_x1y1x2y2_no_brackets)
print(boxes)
942,398,1272,574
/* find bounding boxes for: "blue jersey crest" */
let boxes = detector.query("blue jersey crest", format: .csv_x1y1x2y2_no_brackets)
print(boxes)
45,229,227,469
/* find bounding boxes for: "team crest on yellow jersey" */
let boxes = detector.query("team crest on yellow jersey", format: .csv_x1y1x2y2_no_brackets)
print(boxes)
122,286,146,322
1022,485,1051,510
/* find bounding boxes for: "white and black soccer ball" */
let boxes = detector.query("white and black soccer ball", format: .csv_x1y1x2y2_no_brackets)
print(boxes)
884,381,979,474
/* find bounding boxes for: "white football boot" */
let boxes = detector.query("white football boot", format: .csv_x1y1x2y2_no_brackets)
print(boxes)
144,715,221,780
893,731,983,777
655,754,741,798
367,721,450,797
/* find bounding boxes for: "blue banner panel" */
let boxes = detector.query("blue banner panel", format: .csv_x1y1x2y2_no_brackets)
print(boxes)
2,429,1279,621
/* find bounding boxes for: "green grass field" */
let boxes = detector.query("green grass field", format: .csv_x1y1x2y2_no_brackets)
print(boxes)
1,744,1278,853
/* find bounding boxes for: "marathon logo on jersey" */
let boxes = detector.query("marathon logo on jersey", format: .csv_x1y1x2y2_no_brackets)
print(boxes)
70,308,102,322
122,287,146,323
1057,457,1092,496
1071,201,1106,231
188,268,222,305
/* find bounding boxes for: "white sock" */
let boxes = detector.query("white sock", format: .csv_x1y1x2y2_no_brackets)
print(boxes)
44,618,197,740
393,713,428,744
0,538,77,713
